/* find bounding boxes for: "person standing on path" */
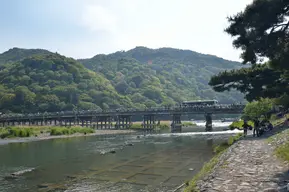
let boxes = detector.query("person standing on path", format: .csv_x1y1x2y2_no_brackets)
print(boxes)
253,119,260,137
242,120,250,137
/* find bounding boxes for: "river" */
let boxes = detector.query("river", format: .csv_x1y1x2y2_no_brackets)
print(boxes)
0,121,240,192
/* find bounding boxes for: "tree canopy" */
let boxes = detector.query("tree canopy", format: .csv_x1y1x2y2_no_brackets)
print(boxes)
209,0,289,102
80,46,245,105
242,98,274,120
0,53,133,113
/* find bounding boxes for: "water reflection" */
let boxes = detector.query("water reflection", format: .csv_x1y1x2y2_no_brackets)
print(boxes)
0,131,235,192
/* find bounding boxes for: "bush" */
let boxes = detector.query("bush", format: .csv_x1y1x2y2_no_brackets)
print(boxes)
0,127,34,138
50,127,94,136
229,120,254,130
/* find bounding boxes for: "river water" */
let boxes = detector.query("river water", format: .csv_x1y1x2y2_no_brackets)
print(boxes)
0,121,240,192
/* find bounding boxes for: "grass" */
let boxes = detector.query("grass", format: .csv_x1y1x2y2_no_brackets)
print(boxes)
267,128,289,162
129,121,170,130
275,142,289,162
0,127,34,138
0,126,95,138
182,122,197,127
49,127,95,136
184,133,243,192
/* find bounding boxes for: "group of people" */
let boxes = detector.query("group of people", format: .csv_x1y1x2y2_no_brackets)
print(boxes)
242,119,273,137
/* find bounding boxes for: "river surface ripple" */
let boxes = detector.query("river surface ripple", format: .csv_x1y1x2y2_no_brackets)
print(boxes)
0,122,240,192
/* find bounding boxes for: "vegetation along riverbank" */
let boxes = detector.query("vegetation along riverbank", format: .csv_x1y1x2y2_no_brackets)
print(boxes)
0,126,136,144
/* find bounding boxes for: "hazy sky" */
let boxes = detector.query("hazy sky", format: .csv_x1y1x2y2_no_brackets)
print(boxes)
0,0,253,61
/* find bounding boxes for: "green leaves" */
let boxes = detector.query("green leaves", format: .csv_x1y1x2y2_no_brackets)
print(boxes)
210,0,289,102
243,98,274,120
225,0,289,66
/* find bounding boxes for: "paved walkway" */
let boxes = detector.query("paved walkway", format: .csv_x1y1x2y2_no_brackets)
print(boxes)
196,130,289,192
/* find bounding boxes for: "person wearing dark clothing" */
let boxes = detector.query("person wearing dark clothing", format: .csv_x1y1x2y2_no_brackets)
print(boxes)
242,120,250,137
267,122,273,131
253,119,260,137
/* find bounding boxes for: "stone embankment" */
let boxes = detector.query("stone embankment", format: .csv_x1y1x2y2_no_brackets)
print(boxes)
194,128,289,192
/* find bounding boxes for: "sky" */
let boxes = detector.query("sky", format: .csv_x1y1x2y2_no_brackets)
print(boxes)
0,0,253,61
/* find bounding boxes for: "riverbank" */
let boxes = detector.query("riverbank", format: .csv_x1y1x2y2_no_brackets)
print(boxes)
184,125,289,192
0,129,136,145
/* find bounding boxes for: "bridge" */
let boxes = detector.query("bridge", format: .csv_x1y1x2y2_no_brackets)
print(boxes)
0,104,245,132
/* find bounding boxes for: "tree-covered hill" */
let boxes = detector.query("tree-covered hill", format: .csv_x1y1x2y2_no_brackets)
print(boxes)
0,47,246,113
0,47,51,65
79,46,245,106
0,53,133,113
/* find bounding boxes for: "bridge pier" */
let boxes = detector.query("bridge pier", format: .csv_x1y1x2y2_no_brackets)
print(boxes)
205,113,213,131
142,115,156,129
171,114,182,133
93,116,113,129
115,115,131,129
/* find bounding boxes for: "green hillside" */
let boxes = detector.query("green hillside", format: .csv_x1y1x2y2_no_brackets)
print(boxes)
0,47,245,113
79,46,245,106
0,53,133,113
0,47,51,65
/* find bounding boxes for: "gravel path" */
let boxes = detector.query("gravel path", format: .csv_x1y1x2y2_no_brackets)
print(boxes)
196,129,289,192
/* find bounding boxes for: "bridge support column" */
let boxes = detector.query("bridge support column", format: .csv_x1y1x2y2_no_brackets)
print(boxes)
116,116,131,129
205,113,213,131
171,114,182,133
96,118,99,129
142,115,155,130
103,116,112,129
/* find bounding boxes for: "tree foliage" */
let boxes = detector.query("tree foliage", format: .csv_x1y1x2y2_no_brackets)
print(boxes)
243,98,274,120
0,46,247,113
209,0,289,101
0,53,133,113
79,46,245,105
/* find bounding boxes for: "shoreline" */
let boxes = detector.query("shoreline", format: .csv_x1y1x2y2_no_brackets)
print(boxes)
0,129,136,145
184,125,289,192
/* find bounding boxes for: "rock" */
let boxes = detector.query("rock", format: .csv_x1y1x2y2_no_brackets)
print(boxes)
109,150,116,154
66,175,76,179
37,184,49,188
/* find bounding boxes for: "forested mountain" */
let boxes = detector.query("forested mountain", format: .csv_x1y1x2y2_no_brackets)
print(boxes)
0,47,245,113
79,46,245,106
0,47,51,65
0,52,133,113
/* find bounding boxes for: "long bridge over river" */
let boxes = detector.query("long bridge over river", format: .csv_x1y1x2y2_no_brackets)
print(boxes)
0,104,245,132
